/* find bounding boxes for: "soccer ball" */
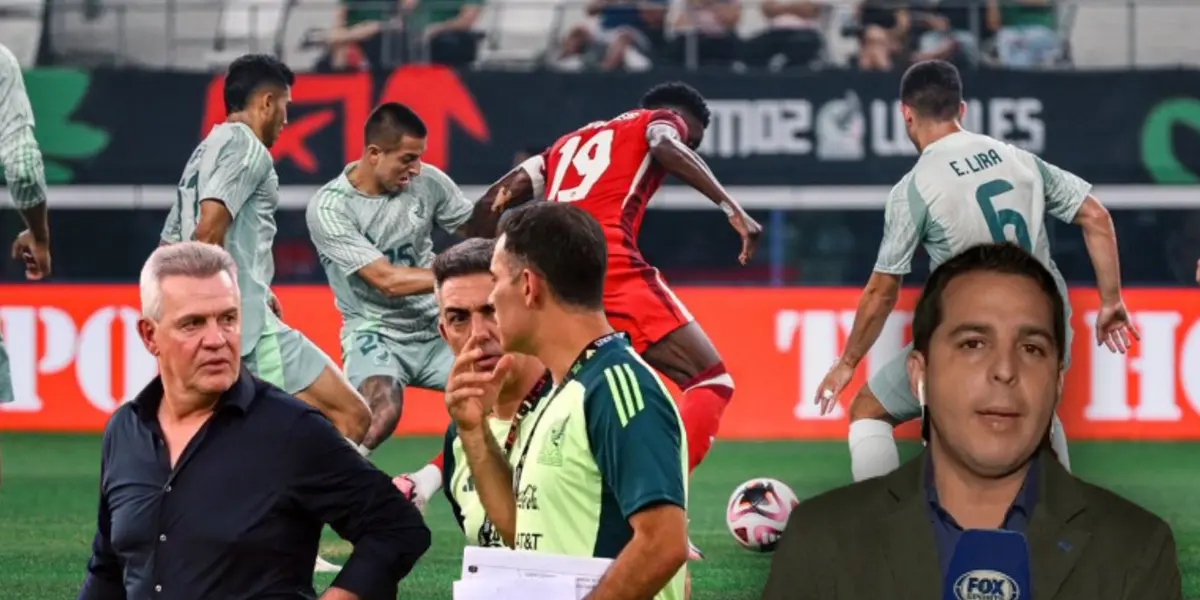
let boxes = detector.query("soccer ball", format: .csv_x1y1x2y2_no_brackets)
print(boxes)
725,478,800,552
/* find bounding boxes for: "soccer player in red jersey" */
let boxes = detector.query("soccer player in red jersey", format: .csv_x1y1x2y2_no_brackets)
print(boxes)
485,82,762,508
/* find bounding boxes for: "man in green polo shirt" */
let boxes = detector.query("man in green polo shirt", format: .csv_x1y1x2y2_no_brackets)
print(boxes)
448,202,689,600
986,0,1063,67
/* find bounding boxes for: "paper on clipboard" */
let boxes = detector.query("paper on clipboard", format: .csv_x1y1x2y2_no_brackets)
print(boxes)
461,546,613,600
453,576,577,600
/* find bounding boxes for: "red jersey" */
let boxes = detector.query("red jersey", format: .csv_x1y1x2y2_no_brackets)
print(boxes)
541,108,687,258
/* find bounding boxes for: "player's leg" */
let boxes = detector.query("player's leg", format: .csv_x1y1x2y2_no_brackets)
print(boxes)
608,268,731,474
341,330,410,451
848,346,921,482
247,326,372,446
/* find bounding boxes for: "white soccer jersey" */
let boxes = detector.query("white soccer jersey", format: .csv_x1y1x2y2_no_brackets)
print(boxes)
875,130,1092,296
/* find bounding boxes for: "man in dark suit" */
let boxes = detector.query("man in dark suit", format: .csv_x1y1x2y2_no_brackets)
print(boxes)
761,243,1182,600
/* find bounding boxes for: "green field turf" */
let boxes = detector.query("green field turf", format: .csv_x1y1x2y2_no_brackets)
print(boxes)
0,433,1196,599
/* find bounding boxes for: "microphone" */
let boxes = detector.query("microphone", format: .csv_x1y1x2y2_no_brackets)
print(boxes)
943,529,1031,600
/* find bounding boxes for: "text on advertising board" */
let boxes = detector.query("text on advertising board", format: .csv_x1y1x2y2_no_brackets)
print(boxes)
0,286,1198,439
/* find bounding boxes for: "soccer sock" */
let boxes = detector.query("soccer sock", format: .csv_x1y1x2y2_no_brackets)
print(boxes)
848,419,901,482
429,449,446,472
1050,413,1071,472
345,436,371,457
679,363,735,473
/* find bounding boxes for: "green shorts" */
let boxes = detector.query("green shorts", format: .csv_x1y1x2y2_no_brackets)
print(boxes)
342,330,453,392
243,323,333,395
0,334,11,404
870,303,1074,421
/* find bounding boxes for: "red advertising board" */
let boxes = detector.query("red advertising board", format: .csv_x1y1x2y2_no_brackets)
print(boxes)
2,285,1199,439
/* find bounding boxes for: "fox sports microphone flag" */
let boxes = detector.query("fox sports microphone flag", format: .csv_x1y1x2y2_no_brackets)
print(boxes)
944,529,1031,600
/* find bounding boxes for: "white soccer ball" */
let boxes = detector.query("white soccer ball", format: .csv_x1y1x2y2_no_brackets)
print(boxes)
725,478,800,552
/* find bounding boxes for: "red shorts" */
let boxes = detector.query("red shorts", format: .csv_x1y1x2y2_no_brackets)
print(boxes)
604,265,695,353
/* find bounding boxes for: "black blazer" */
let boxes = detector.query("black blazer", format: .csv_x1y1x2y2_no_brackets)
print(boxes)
760,448,1182,600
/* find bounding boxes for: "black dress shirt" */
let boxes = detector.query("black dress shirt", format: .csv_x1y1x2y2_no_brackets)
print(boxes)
78,368,431,600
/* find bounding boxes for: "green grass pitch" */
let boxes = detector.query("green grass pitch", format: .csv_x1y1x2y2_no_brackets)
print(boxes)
1,433,1196,599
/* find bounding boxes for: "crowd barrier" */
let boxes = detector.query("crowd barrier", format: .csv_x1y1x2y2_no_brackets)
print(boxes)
2,285,1198,439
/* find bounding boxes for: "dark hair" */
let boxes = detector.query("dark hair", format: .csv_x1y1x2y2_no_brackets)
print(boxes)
641,81,711,129
912,242,1066,364
223,54,295,114
433,238,496,287
520,145,544,157
364,102,428,150
497,203,607,310
899,60,963,121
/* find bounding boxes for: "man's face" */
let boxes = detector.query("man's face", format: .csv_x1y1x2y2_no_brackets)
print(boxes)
261,86,291,148
139,273,242,396
368,134,426,193
437,273,505,372
488,236,537,354
911,271,1061,477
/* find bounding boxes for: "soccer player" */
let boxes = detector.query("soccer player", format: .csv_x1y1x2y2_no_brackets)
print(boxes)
451,202,689,600
812,60,1140,482
391,238,552,546
306,102,498,451
1,41,53,408
484,80,759,508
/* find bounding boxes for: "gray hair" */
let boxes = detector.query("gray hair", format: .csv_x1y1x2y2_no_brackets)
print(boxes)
140,242,239,320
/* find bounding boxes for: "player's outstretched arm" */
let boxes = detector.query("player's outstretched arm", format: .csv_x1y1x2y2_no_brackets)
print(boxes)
815,179,917,413
646,123,761,263
1073,196,1121,302
480,154,546,220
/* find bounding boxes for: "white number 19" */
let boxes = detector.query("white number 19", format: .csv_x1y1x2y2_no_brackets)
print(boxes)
546,129,614,203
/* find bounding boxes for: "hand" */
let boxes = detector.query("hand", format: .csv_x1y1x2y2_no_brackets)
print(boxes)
491,186,514,213
1094,299,1140,354
728,211,762,266
11,230,50,281
814,359,856,416
445,335,513,433
267,293,283,318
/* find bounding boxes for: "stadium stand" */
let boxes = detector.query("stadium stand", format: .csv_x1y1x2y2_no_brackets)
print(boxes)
0,0,45,67
25,0,1200,70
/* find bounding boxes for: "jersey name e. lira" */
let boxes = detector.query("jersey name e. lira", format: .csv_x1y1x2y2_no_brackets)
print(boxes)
875,130,1091,298
510,336,688,600
161,122,279,352
306,162,473,344
0,43,47,210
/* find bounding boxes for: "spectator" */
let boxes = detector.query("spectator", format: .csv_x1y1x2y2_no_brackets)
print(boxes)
856,0,911,71
311,0,481,69
986,0,1062,68
552,0,669,71
910,0,984,68
743,0,825,69
408,0,484,66
667,0,742,68
317,0,404,69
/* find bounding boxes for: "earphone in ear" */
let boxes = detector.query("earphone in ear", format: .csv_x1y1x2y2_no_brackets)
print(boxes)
917,379,926,407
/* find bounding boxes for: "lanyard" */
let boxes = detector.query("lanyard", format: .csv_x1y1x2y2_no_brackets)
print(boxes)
478,331,626,547
476,369,551,546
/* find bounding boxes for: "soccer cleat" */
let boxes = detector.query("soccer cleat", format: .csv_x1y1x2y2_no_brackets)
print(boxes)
687,536,705,561
314,555,343,573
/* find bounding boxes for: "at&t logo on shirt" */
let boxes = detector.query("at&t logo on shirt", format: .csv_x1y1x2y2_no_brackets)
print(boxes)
953,570,1021,600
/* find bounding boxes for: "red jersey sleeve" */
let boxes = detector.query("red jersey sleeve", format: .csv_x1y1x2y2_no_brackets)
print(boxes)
644,109,688,141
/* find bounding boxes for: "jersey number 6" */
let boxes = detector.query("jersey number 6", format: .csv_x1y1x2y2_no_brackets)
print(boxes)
547,129,615,203
975,178,1032,252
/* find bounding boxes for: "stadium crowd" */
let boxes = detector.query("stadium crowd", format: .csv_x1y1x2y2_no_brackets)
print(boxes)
307,0,1067,71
